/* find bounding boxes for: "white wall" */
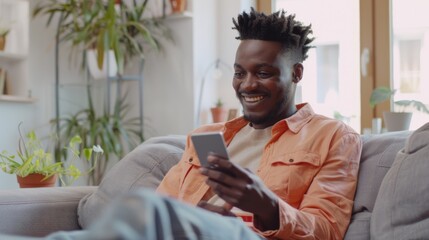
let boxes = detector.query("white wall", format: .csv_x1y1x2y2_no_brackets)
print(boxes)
216,0,245,116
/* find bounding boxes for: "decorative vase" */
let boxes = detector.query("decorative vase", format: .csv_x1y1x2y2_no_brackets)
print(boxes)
383,111,413,132
170,0,186,13
86,49,118,80
210,107,227,123
0,36,5,51
16,173,57,188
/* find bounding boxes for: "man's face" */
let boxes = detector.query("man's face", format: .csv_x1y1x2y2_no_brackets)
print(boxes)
233,40,299,129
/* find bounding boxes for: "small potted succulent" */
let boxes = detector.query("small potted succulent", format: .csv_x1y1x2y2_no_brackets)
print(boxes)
210,98,227,123
0,123,103,187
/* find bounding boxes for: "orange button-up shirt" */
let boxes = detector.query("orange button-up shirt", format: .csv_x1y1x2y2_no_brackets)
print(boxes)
157,103,362,239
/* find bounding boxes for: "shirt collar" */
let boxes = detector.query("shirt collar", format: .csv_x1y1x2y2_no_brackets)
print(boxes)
224,103,315,136
282,103,314,133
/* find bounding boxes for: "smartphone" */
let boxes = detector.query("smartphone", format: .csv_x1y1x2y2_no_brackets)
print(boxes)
190,132,229,167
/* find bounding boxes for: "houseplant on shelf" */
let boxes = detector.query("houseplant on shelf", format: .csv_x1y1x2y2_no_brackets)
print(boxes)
0,123,103,188
370,86,429,131
32,0,172,77
210,98,227,123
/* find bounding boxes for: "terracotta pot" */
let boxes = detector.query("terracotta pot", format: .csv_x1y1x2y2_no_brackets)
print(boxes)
170,0,186,13
0,36,5,51
16,173,57,188
210,107,227,123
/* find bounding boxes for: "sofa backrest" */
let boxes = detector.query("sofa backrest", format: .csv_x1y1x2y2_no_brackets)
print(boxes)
344,130,410,239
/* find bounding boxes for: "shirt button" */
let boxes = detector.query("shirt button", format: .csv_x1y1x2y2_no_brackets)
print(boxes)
289,159,294,163
189,157,193,163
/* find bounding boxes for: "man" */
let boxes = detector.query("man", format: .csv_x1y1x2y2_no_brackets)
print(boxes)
2,8,361,240
155,8,362,239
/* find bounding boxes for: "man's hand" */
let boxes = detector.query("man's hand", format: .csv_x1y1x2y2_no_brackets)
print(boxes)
199,153,280,231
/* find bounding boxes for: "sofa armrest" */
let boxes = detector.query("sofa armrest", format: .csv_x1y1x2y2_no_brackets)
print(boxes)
0,186,97,237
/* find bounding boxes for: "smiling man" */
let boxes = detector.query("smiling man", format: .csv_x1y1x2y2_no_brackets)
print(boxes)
155,8,362,240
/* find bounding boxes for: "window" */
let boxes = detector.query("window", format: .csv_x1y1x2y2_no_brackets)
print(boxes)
392,0,429,130
274,0,360,131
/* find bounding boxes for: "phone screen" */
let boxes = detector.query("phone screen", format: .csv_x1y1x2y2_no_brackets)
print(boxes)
190,132,229,167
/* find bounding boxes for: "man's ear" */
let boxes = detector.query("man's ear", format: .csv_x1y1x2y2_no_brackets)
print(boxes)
292,63,303,83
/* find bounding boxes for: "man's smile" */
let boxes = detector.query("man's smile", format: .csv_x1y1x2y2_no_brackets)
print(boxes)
241,94,266,103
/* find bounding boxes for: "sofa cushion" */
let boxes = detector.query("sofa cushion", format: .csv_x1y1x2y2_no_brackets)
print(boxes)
344,130,410,240
371,122,429,239
77,135,186,229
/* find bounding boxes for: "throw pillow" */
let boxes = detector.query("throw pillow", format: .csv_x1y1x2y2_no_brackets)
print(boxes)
371,122,429,239
344,130,410,240
77,135,187,229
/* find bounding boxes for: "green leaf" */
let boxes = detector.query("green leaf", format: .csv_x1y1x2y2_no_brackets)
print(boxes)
83,148,93,161
369,87,396,108
96,29,105,70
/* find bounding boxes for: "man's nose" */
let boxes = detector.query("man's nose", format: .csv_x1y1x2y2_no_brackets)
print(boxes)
241,74,258,90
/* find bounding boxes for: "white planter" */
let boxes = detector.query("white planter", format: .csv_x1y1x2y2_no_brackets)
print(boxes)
383,112,413,132
86,49,118,80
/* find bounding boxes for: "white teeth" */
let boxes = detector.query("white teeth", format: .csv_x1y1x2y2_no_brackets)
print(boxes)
243,96,264,102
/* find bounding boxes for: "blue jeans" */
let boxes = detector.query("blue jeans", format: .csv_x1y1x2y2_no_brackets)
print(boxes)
40,189,264,240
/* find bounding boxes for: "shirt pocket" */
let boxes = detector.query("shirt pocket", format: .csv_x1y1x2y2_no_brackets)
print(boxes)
178,155,206,197
266,151,321,205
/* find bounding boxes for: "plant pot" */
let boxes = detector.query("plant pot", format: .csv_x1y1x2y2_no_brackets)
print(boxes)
383,111,413,132
86,49,118,80
0,36,5,51
170,0,186,13
16,173,57,188
210,107,227,123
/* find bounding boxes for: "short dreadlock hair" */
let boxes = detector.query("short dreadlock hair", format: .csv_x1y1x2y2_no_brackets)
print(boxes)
232,8,314,62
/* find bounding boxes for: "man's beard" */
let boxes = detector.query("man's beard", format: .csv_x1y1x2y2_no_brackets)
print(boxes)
242,98,287,127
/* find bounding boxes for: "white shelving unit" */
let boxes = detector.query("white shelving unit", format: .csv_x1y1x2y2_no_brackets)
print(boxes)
0,0,34,103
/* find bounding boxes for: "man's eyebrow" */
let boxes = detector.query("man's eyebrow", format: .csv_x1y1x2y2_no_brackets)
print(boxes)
234,63,274,68
256,63,274,68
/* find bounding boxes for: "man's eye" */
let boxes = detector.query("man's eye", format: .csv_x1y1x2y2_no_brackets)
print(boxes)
258,72,271,78
234,72,245,78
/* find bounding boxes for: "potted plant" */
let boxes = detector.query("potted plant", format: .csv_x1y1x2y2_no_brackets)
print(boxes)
32,0,172,77
0,123,103,188
370,86,429,131
52,96,142,185
33,0,173,185
210,98,227,123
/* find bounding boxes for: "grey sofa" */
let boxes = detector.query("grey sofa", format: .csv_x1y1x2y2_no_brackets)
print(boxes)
0,131,417,239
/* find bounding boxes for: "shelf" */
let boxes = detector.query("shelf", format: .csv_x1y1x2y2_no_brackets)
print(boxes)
0,52,27,64
107,75,141,81
0,95,36,103
163,11,193,21
59,76,141,87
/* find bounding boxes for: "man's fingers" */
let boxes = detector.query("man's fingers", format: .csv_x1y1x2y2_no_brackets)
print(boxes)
201,167,248,191
205,179,245,203
207,154,252,180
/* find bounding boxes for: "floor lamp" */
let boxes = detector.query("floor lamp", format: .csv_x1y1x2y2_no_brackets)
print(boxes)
195,58,232,127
